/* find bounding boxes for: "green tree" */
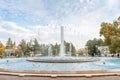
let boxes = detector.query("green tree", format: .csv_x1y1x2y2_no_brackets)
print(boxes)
26,40,34,56
64,41,76,56
100,22,113,45
19,39,27,56
33,38,40,54
39,44,48,56
86,38,103,56
64,41,70,53
70,43,76,56
109,38,120,53
100,16,120,53
52,43,59,56
6,37,13,49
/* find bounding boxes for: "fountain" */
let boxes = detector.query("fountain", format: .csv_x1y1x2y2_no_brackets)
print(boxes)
0,26,120,78
48,45,52,56
27,26,97,63
59,26,65,57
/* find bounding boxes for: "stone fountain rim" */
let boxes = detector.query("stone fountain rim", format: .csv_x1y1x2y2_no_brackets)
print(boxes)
0,68,120,77
27,58,99,63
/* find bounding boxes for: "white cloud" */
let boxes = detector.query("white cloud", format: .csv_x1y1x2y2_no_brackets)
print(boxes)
0,20,35,44
0,0,44,13
0,18,94,49
0,0,120,49
79,0,84,3
107,0,119,8
57,6,108,48
0,0,47,24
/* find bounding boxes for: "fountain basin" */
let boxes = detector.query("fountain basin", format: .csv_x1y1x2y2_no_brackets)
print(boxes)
0,57,120,71
27,57,98,63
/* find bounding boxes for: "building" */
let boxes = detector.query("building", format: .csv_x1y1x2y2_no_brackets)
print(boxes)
4,49,15,57
4,46,18,57
98,46,110,56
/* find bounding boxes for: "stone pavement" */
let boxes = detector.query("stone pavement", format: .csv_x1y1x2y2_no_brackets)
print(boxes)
0,75,119,80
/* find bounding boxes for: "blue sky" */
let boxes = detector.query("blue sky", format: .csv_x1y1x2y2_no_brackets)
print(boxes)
0,0,120,49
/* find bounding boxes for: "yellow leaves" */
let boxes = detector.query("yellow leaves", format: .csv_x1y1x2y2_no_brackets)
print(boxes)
100,22,112,37
100,16,120,53
0,42,5,54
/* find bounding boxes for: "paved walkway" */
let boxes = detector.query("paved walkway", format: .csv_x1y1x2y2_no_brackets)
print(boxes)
0,75,119,80
0,68,120,80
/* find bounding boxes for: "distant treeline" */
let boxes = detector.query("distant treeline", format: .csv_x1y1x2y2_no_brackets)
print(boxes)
2,37,76,57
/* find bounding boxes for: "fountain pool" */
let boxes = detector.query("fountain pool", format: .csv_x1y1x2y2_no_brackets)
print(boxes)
0,26,119,76
0,57,120,71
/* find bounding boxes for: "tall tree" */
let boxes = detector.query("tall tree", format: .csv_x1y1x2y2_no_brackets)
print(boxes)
86,38,103,56
52,43,59,56
26,40,34,56
109,38,120,53
19,39,27,56
100,16,120,53
53,43,59,56
64,41,76,56
33,38,40,54
6,37,13,49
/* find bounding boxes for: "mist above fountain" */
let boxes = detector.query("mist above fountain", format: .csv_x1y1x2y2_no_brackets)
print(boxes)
27,26,97,63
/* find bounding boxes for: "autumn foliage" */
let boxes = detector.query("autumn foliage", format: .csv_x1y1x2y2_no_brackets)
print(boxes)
0,42,5,54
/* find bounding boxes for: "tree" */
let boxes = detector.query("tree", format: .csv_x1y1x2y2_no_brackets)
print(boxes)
26,40,33,56
0,42,5,54
64,41,76,56
51,43,59,56
109,38,120,53
70,43,76,56
19,39,27,56
64,41,70,53
39,44,48,56
100,22,113,45
33,38,40,54
6,37,13,49
100,16,120,53
14,46,22,57
86,38,103,56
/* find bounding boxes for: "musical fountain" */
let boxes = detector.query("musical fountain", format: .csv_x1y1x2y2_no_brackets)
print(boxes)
27,26,96,63
0,26,120,79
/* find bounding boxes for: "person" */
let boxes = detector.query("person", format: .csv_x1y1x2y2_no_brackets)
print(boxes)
0,55,2,59
117,53,119,58
103,62,105,64
7,60,9,63
111,54,114,57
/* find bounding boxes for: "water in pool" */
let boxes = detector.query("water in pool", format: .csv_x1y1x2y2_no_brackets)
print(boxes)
0,57,120,71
